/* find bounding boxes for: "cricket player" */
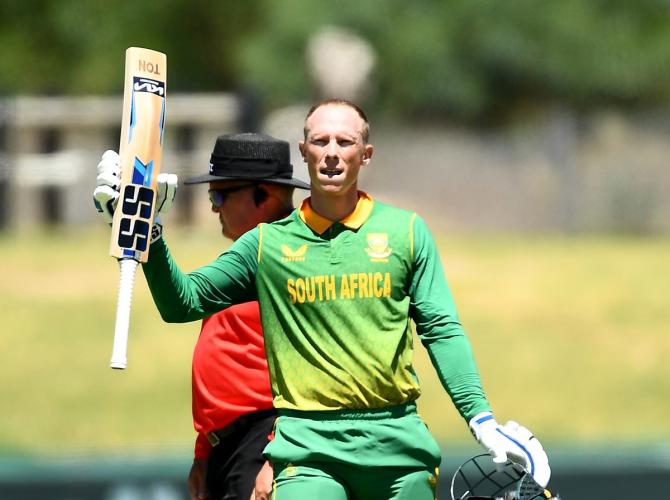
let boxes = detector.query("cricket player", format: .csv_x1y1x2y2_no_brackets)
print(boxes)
99,99,551,499
95,133,309,500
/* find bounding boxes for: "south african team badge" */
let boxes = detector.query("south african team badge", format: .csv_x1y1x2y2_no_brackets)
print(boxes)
365,233,392,262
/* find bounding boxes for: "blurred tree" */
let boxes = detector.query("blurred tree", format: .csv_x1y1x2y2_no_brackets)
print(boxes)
0,0,261,94
239,0,670,122
2,0,670,122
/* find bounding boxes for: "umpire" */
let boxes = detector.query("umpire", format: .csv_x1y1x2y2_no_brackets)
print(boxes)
184,133,309,500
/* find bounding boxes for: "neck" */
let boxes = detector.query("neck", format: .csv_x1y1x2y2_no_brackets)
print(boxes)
310,187,359,222
276,205,295,220
266,193,295,223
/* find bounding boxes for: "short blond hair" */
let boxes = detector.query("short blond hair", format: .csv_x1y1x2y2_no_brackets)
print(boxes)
303,98,370,143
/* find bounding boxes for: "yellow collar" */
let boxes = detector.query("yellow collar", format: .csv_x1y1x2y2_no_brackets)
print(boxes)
299,191,374,234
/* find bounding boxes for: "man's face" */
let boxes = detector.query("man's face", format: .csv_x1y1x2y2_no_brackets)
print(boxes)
208,181,262,241
299,104,373,197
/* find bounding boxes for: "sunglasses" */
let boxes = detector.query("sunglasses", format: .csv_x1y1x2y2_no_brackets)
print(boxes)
208,184,256,208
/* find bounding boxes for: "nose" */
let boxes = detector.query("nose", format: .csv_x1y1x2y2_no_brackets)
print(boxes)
325,139,338,158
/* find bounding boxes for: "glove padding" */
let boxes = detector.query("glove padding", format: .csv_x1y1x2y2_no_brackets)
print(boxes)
93,150,122,224
93,150,178,227
469,412,551,488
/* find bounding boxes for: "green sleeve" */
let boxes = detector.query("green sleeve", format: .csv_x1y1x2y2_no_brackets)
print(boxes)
408,215,491,421
141,228,260,323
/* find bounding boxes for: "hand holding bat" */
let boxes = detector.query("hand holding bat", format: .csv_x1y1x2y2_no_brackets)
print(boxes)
94,149,177,369
94,150,177,228
95,46,171,370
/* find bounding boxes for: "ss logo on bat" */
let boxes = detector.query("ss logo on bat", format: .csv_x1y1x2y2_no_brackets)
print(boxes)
117,184,154,252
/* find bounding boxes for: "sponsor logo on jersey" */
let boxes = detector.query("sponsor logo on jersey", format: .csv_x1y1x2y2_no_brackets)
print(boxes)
365,233,392,262
287,272,392,304
281,243,308,262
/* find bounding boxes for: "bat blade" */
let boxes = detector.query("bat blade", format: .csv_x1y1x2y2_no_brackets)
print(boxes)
109,47,167,370
110,47,166,262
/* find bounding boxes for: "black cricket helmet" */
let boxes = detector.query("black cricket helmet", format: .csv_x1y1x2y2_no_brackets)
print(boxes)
450,454,561,500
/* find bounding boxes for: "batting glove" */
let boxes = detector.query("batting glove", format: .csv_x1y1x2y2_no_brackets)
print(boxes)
93,150,122,224
469,412,551,488
93,150,178,235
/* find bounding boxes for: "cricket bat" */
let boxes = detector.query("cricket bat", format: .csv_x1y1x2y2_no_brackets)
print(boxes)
109,47,167,370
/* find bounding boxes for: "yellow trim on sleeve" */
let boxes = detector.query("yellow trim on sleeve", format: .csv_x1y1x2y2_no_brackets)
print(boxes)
257,223,264,262
409,212,417,260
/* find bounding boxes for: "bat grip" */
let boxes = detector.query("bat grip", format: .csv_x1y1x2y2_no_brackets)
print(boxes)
110,258,140,370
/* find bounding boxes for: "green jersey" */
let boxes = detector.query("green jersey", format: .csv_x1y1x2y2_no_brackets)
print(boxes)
143,192,490,420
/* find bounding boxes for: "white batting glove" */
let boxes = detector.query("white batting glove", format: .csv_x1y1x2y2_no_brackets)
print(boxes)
93,150,178,232
155,172,178,218
93,150,122,224
146,172,177,243
469,412,551,488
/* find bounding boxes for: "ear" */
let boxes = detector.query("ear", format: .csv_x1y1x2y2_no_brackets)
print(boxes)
361,144,374,166
253,185,269,207
298,140,306,162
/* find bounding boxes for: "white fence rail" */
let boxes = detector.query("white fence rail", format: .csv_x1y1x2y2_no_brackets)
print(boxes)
2,97,669,233
0,94,243,228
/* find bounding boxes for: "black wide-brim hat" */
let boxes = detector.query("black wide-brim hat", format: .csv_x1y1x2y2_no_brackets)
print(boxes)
184,132,310,189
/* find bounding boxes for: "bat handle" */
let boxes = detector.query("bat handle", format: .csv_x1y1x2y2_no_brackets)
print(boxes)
110,258,140,370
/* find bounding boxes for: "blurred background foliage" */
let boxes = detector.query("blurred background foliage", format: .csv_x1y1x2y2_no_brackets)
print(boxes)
2,0,670,123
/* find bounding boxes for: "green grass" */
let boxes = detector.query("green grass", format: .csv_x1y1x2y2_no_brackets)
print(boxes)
415,234,670,446
1,228,669,455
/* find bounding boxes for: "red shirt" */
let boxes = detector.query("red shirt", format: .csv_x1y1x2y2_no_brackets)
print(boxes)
192,301,274,460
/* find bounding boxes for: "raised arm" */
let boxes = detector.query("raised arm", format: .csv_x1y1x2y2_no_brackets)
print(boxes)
142,229,260,323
